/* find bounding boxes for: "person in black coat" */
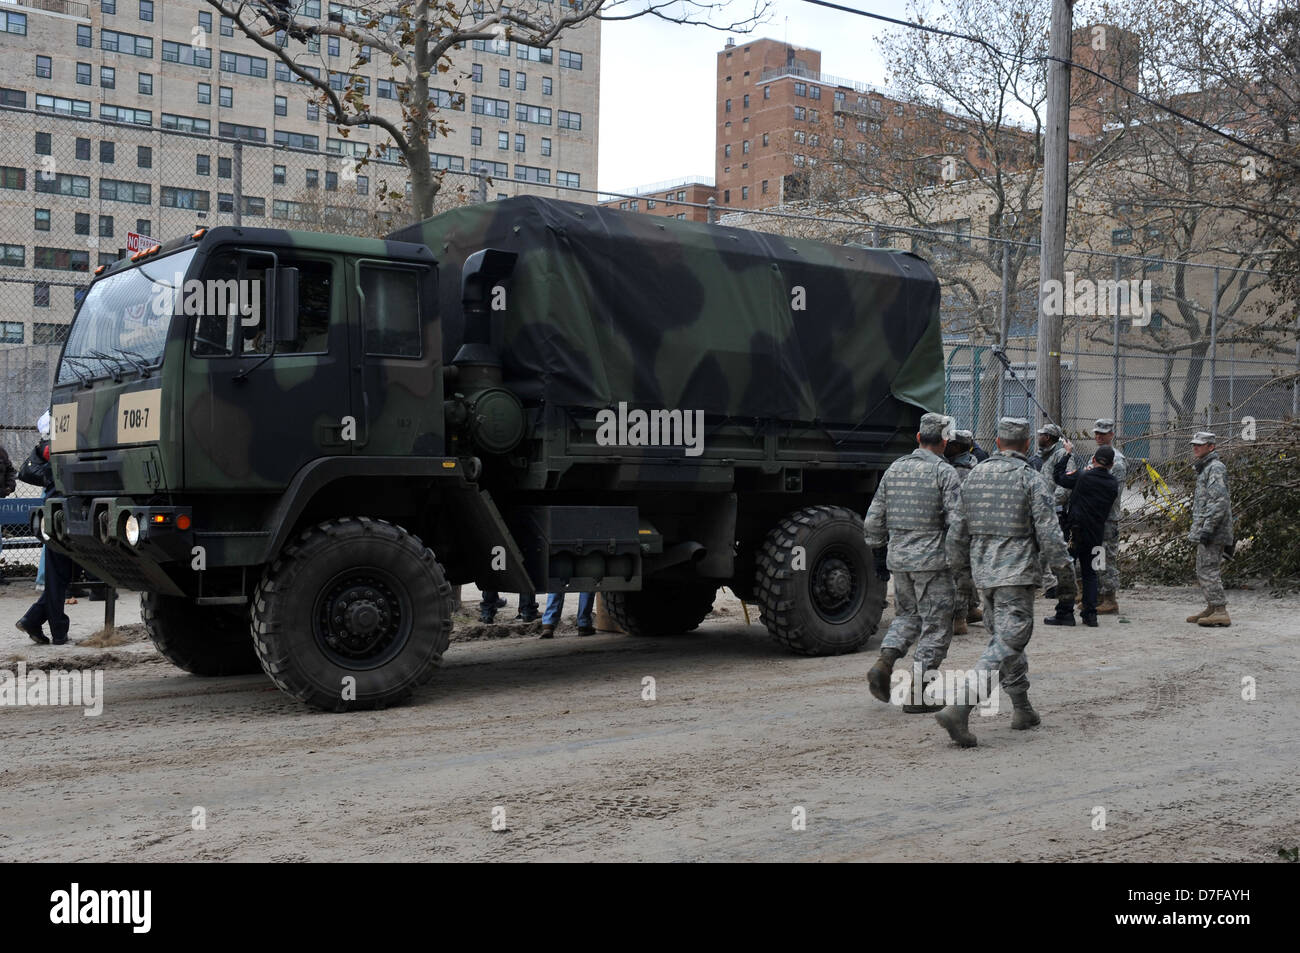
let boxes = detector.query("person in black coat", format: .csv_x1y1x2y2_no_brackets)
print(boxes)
14,436,76,646
0,443,15,586
1045,443,1119,626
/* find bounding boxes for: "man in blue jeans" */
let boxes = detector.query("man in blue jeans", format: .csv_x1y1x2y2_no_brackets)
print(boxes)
540,591,595,639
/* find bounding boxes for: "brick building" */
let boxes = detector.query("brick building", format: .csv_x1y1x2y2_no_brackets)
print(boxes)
597,176,716,222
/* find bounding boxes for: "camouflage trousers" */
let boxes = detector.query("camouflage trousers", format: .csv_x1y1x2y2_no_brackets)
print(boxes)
882,570,955,672
952,564,980,620
1196,543,1226,606
968,585,1037,695
1100,519,1120,595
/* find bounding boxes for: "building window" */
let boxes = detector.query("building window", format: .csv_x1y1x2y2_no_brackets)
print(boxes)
540,137,551,157
139,1,153,22
542,76,552,96
137,145,152,168
1,243,24,266
274,95,287,116
76,138,91,161
558,50,582,70
35,133,51,155
218,193,234,213
34,208,50,231
273,165,286,185
101,66,115,89
306,169,319,189
195,154,210,176
742,139,750,154
724,144,731,158
218,157,232,179
220,87,233,108
99,215,114,238
378,79,395,99
241,196,265,218
471,127,482,146
516,72,527,90
515,133,525,152
100,141,115,163
36,55,52,79
498,131,509,150
102,0,116,12
77,25,91,47
325,171,338,191
328,36,339,57
220,15,234,36
741,186,749,200
77,63,92,85
33,289,52,312
75,212,90,235
197,83,211,104
723,189,730,203
794,106,805,121
761,179,769,194
499,68,510,87
0,322,21,343
138,73,152,95
356,175,368,196
471,63,482,83
725,99,732,113
557,110,581,130
135,220,150,235
198,10,211,32
743,94,749,109
306,103,319,121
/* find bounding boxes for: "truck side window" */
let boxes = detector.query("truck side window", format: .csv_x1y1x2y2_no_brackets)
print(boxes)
191,252,333,357
360,265,422,358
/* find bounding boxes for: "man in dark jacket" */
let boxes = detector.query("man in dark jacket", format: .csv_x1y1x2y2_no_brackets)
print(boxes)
1045,442,1118,627
14,437,76,646
0,443,15,586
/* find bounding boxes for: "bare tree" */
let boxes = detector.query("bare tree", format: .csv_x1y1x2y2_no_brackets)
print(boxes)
207,0,769,221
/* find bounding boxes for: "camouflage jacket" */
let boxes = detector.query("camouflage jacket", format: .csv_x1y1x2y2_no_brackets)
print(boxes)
1040,441,1074,509
1189,451,1233,545
864,447,964,572
949,450,1070,588
1106,446,1127,522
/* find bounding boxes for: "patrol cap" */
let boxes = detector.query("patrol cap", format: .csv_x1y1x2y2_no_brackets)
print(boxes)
1093,418,1115,433
919,412,954,440
997,417,1031,441
949,428,973,448
1037,423,1063,438
1190,431,1216,445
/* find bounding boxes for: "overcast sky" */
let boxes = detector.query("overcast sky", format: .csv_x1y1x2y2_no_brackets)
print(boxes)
597,0,915,192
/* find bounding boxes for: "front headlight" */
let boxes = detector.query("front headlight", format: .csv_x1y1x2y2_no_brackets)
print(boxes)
124,514,140,546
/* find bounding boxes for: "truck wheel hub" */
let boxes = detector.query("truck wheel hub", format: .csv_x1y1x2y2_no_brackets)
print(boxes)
810,549,862,622
317,576,403,662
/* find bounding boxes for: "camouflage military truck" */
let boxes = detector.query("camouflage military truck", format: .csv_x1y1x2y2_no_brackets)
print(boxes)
37,196,943,711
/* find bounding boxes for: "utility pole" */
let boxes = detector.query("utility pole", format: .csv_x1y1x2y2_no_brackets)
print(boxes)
1035,0,1074,427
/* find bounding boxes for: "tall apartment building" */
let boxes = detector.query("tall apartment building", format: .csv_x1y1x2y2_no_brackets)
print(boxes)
716,33,1127,213
0,0,600,345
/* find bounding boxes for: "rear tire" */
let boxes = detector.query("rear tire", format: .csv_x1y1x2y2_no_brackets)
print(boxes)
605,582,718,637
140,592,261,676
755,505,884,656
251,517,453,711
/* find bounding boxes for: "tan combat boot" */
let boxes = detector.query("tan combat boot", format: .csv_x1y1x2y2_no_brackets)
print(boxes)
1198,605,1231,627
867,647,902,703
935,705,977,747
1095,594,1119,614
952,614,968,636
1009,691,1041,730
1186,605,1212,624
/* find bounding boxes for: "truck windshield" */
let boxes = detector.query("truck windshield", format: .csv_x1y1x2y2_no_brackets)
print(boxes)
57,247,198,385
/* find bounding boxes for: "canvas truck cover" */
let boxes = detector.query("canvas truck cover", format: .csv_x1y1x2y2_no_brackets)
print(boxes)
390,196,944,427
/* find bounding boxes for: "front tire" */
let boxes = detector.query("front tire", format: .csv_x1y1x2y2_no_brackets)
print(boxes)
251,517,453,711
755,505,884,656
140,592,261,676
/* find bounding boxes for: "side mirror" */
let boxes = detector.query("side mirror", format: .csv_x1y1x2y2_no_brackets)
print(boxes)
271,266,299,344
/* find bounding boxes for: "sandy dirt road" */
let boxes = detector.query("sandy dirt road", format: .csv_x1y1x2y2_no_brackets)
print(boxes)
1,583,1296,862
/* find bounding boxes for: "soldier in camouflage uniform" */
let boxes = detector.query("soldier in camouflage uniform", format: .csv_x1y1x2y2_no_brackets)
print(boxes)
1186,432,1233,627
865,413,965,713
935,417,1073,747
944,429,982,635
1036,424,1074,597
1092,419,1126,614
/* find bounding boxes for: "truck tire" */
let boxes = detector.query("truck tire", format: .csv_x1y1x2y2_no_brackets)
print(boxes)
605,583,718,637
140,592,262,676
755,505,884,656
250,517,453,712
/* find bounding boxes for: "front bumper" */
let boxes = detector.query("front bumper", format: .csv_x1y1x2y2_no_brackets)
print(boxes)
38,496,193,596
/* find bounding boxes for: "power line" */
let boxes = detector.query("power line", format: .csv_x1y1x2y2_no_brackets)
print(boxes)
790,0,1297,169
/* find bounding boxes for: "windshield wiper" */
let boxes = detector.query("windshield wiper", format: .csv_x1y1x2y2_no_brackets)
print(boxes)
87,348,125,383
114,346,154,378
61,356,93,388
